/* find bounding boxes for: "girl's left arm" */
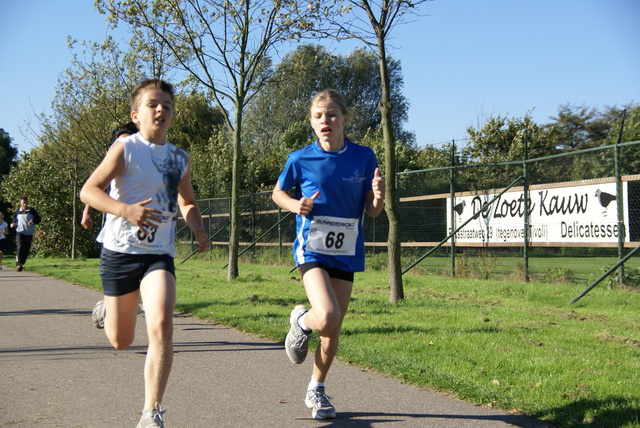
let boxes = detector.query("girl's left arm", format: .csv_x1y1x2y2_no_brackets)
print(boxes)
365,167,385,218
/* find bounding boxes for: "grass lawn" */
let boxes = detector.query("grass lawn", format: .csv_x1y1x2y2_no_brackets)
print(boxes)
20,255,640,427
401,253,640,285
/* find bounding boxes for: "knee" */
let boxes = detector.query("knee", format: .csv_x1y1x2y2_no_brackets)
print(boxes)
108,334,135,351
147,314,174,342
112,341,132,351
314,308,342,333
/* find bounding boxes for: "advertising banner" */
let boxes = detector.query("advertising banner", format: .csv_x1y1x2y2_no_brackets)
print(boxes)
447,182,628,244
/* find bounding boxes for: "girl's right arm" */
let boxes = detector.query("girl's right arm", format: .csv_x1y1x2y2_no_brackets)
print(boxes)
80,141,161,232
272,181,319,216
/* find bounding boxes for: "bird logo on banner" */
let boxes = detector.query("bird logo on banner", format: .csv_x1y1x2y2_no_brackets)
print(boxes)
595,189,616,216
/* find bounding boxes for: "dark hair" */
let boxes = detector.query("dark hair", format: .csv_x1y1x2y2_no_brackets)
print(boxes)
130,78,175,112
110,122,139,144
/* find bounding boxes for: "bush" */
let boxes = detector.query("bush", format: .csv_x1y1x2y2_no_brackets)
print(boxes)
542,266,575,284
366,252,388,271
604,266,640,289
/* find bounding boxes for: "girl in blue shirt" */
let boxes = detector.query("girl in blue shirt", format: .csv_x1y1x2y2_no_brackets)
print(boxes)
272,89,385,420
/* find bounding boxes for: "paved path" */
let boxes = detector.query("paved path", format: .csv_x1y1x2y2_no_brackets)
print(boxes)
0,269,546,427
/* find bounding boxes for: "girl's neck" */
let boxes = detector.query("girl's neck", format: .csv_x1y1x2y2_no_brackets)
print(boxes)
317,137,345,152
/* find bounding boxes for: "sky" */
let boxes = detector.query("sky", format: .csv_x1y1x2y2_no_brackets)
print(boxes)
1,0,639,155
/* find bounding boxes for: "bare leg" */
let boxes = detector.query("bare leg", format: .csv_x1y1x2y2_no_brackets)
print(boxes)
104,291,140,350
140,270,176,409
301,268,353,383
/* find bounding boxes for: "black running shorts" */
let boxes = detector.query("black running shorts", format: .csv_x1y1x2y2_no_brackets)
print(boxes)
100,248,175,296
298,262,354,282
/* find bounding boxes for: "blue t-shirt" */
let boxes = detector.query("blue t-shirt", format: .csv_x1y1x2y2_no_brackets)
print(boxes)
277,140,378,272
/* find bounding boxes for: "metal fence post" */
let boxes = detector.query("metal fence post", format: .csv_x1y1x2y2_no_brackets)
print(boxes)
449,141,456,278
616,110,627,283
523,133,530,282
251,193,256,257
278,206,282,258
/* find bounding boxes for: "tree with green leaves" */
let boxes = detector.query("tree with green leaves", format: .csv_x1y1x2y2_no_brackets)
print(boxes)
0,34,148,259
188,125,234,198
244,44,413,144
243,44,414,193
463,113,558,190
613,104,640,176
31,36,150,259
0,145,91,258
547,103,612,151
0,129,18,176
169,92,228,198
97,0,323,280
554,103,640,180
319,0,431,302
1,28,226,258
602,104,640,146
0,129,19,222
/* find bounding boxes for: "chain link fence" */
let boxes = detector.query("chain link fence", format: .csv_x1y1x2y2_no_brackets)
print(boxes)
178,140,640,286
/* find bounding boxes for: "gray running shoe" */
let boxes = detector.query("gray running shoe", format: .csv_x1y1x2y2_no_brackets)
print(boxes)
136,403,166,428
285,305,310,364
92,300,105,329
305,387,336,420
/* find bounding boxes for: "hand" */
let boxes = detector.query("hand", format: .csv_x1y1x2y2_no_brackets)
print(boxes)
296,191,320,216
372,168,385,201
81,213,94,229
194,229,209,253
122,198,162,235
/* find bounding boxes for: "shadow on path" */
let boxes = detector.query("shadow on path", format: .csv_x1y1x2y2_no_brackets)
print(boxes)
294,411,548,428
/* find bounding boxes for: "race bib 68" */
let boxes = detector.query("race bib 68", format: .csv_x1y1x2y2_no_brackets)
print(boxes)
307,216,359,256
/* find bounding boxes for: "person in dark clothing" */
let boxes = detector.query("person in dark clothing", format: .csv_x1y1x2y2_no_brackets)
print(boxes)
11,197,41,271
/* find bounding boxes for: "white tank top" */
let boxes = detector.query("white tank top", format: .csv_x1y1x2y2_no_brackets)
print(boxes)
97,133,188,257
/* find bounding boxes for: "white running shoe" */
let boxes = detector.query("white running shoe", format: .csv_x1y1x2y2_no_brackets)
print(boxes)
136,403,166,428
305,387,336,419
92,300,105,329
285,305,310,364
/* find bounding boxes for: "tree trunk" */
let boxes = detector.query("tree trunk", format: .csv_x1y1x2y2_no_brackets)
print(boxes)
377,39,404,302
71,173,77,261
227,107,243,280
